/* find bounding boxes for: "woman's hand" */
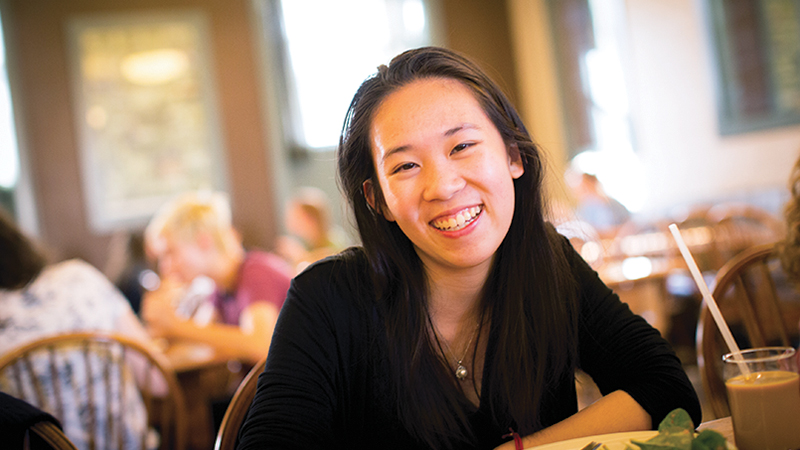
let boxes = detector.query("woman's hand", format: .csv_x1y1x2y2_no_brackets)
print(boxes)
493,391,651,449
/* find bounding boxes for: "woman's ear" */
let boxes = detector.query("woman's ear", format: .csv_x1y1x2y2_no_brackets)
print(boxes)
508,143,525,179
362,179,395,222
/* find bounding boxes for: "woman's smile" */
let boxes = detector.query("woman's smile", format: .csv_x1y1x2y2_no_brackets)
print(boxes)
430,205,482,232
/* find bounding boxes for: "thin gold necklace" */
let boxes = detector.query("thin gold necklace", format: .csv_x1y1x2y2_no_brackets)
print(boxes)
436,323,479,380
453,326,478,380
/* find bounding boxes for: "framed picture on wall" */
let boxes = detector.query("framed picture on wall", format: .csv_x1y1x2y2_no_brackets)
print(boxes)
705,0,800,135
66,10,228,232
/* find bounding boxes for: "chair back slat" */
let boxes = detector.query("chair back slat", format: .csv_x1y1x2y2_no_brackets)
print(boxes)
733,275,766,347
756,260,791,346
100,342,115,450
23,354,47,411
48,348,65,421
0,332,187,450
82,341,98,450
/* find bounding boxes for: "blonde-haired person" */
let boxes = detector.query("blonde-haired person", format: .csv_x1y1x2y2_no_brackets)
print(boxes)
780,155,800,284
778,154,800,355
142,191,292,365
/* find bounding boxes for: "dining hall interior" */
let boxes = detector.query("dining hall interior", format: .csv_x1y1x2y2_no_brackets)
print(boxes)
0,0,799,449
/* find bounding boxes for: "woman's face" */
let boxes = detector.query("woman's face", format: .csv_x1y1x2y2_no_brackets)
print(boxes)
368,77,524,276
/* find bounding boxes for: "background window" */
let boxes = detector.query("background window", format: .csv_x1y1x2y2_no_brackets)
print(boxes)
705,0,800,134
265,0,433,152
548,0,645,211
0,11,20,214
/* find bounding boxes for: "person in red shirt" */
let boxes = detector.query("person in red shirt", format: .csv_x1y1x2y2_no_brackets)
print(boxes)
142,191,292,364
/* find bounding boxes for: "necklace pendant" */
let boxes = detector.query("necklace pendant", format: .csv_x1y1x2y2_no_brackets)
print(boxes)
455,363,468,380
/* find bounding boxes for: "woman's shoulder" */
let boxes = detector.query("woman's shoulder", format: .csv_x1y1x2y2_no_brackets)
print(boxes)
296,246,369,276
290,247,373,307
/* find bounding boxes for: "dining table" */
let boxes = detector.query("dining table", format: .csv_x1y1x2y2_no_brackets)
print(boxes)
528,416,736,449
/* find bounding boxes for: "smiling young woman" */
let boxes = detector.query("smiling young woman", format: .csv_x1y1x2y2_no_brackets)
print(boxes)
237,47,701,450
367,77,524,280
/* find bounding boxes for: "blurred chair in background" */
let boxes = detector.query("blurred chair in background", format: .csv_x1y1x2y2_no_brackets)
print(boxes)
0,332,186,450
697,243,800,419
0,391,78,450
667,202,784,364
213,356,266,450
707,202,785,269
0,208,169,449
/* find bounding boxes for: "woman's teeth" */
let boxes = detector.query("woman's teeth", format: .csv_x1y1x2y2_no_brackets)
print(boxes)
432,206,482,231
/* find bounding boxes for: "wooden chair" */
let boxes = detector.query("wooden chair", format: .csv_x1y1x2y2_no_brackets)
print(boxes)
214,355,267,450
707,203,785,270
696,243,800,419
0,332,187,450
27,421,79,450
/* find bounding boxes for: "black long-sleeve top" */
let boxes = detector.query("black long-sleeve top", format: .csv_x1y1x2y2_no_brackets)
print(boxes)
238,237,701,449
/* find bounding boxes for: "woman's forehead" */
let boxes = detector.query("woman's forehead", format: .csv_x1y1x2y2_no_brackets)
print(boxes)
370,78,491,156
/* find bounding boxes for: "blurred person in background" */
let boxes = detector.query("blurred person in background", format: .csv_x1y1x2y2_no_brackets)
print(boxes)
142,190,292,365
779,153,800,284
777,152,800,351
276,186,348,273
0,208,161,449
565,165,630,239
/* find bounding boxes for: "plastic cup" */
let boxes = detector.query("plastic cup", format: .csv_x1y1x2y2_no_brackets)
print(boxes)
723,347,800,450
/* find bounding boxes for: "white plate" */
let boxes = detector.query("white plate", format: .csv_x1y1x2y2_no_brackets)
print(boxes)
528,430,736,450
527,430,658,450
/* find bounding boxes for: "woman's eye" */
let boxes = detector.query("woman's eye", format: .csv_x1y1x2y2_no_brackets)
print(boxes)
392,162,418,174
452,142,474,154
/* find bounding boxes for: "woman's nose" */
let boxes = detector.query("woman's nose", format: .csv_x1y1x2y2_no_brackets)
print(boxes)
421,163,465,201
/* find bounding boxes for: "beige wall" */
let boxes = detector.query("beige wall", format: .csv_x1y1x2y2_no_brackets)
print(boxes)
625,0,800,215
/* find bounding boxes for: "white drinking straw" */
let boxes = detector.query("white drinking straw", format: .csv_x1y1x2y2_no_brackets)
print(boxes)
668,224,750,376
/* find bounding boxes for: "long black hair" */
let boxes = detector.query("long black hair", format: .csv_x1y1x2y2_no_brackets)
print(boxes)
337,46,579,448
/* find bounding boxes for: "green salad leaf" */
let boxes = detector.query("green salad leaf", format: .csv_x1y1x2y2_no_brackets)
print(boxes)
691,430,727,450
628,409,727,450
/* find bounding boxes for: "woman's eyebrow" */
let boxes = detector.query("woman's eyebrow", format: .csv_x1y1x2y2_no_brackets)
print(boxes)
381,144,411,163
381,123,481,163
444,123,479,137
